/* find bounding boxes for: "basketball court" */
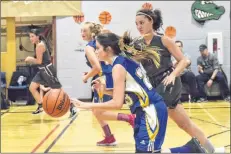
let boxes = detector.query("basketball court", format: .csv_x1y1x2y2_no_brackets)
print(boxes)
1,101,230,153
1,1,230,153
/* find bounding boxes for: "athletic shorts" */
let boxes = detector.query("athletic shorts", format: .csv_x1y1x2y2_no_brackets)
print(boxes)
134,101,168,153
32,63,62,89
149,70,182,109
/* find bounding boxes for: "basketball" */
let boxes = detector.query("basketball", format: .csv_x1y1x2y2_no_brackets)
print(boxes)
142,2,153,10
98,11,112,24
73,12,84,24
42,89,70,118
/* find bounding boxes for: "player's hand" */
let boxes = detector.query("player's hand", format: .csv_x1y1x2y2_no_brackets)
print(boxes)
43,87,51,92
41,87,51,92
91,79,101,90
91,79,106,92
25,56,34,63
82,74,88,83
162,73,176,86
70,98,91,110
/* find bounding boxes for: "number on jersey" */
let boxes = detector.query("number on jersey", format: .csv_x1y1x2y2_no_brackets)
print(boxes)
136,67,153,90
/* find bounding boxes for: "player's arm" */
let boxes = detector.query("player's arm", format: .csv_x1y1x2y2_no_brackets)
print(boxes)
162,36,189,77
91,76,114,96
72,64,126,110
85,46,102,79
25,43,45,64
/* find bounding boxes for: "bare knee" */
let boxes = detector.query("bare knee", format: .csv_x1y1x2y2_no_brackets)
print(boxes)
29,82,39,93
92,109,100,116
168,106,193,131
92,109,105,119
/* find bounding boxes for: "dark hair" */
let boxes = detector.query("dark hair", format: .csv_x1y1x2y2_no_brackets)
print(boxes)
136,9,163,31
29,28,51,55
30,28,40,36
175,40,183,47
96,33,121,55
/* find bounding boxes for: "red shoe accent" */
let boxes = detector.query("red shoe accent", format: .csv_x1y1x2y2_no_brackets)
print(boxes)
128,114,136,128
97,134,117,146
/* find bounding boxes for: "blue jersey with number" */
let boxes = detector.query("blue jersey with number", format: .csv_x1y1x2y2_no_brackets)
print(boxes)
112,56,163,113
113,56,167,153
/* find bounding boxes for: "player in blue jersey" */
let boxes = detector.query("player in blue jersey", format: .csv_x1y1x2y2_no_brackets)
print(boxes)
71,32,206,153
80,22,135,146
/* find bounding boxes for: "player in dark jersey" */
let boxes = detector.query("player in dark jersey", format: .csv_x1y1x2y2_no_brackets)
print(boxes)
81,22,135,146
71,32,206,153
25,29,77,117
132,8,218,153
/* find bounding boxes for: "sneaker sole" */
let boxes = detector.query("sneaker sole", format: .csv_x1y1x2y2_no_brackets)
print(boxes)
97,142,117,146
32,111,43,115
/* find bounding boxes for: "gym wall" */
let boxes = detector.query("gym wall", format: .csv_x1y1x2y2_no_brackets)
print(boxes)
56,1,230,99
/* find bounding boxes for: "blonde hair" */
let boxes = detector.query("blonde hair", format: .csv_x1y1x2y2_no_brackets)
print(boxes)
84,22,103,39
119,31,161,68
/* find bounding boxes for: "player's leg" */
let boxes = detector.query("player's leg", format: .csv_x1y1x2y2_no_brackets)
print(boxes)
162,138,206,153
92,91,117,146
91,74,135,145
134,102,167,153
168,104,214,153
92,108,135,127
39,85,44,104
134,105,208,153
30,72,44,114
156,76,215,153
40,64,77,118
93,109,117,146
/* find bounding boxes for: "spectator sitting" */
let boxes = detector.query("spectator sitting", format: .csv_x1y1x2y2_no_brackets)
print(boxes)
196,44,230,102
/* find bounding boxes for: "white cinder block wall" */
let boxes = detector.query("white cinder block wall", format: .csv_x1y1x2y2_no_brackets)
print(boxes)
56,1,230,99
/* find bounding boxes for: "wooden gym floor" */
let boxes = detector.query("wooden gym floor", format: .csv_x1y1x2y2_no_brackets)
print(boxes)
1,101,230,153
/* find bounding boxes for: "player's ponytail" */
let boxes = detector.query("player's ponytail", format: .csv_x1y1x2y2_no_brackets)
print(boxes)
84,22,103,39
119,31,160,67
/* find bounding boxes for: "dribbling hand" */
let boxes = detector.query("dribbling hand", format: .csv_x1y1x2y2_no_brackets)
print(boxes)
70,98,91,110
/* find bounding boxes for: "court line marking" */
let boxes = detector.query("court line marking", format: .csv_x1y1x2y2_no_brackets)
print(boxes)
1,109,9,115
196,103,224,127
44,114,78,153
190,116,230,129
31,123,60,153
207,129,230,139
1,107,21,119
